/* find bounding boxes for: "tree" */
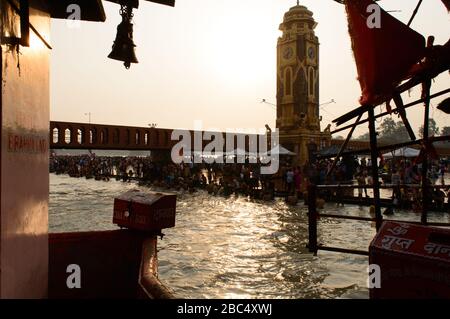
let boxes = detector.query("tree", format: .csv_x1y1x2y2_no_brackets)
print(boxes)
379,118,397,139
355,132,370,141
440,126,450,148
419,118,439,138
378,118,410,144
353,118,411,143
441,126,450,137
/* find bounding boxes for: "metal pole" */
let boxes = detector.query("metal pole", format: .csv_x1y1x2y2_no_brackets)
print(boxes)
319,134,450,160
420,35,435,224
368,107,383,230
326,113,362,178
331,88,450,135
392,94,416,141
308,184,318,255
421,81,431,224
407,0,423,27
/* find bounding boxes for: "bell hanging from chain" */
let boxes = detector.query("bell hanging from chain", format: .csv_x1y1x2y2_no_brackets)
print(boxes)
108,4,138,69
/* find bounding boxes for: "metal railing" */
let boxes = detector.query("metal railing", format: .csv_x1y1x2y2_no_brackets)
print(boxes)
306,184,450,256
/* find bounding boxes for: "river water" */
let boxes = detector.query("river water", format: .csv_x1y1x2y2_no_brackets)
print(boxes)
49,173,450,299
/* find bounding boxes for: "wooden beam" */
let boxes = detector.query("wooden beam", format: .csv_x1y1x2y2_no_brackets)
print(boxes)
49,0,106,22
105,0,176,8
333,68,450,127
319,135,450,159
331,88,450,135
368,107,383,231
326,113,362,178
19,0,29,47
392,94,416,141
407,0,423,27
421,79,431,225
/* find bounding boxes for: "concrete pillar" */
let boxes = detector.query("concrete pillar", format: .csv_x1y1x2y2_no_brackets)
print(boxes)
0,3,50,298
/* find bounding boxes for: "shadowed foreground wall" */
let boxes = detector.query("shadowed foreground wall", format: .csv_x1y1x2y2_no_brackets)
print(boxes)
0,2,50,298
49,230,174,299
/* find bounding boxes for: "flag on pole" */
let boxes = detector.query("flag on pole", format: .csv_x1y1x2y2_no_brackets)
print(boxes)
345,0,426,106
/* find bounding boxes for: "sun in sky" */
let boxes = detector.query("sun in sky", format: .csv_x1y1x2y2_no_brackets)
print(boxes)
50,0,449,136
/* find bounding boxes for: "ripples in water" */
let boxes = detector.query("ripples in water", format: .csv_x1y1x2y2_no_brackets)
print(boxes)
49,174,449,299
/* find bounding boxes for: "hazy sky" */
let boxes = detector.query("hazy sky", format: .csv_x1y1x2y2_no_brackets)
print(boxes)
50,0,449,137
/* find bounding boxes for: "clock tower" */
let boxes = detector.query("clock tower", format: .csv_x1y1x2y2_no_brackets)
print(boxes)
276,2,330,165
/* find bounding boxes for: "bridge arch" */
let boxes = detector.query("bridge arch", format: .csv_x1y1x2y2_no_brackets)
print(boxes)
89,128,97,144
77,128,85,144
113,128,120,145
100,128,108,145
144,131,150,146
52,127,60,144
135,130,141,145
64,128,72,144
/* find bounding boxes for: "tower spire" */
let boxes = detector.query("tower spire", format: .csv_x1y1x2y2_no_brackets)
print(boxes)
297,0,299,5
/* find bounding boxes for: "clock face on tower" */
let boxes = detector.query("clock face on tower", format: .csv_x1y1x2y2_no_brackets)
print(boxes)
308,47,315,59
282,46,294,60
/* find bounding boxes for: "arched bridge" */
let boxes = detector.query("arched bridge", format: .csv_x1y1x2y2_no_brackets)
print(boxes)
49,121,266,151
49,121,450,156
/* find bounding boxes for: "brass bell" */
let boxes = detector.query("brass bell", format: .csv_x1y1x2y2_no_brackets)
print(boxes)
108,20,138,69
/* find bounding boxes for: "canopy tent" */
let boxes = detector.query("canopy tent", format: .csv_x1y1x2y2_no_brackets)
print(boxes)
383,147,420,159
224,145,296,158
263,145,296,156
318,145,342,157
224,149,260,160
225,148,248,156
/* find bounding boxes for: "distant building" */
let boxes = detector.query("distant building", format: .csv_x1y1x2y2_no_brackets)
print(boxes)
276,3,331,165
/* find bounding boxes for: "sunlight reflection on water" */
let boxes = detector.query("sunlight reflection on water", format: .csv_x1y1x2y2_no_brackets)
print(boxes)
49,174,449,299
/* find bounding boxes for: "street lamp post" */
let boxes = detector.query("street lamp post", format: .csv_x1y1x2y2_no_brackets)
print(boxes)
261,99,276,107
84,112,91,125
319,99,336,107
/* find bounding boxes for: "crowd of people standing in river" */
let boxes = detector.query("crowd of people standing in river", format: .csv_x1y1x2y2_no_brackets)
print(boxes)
50,153,356,198
50,153,449,208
